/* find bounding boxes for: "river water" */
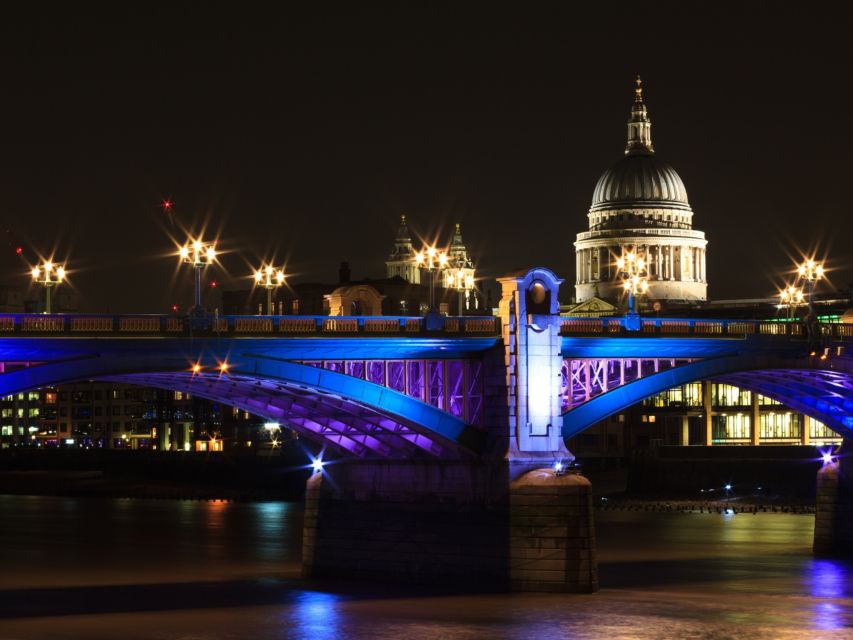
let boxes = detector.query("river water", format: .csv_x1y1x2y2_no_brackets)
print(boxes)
0,495,851,639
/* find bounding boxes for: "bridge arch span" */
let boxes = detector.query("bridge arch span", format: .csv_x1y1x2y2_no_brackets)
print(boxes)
0,354,483,459
562,354,853,439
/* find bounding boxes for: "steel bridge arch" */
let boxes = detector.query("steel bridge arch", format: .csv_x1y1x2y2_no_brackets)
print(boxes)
0,353,483,459
562,354,853,439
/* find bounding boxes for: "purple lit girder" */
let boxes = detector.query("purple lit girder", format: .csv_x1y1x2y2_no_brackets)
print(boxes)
561,357,696,412
300,359,484,425
718,369,853,432
106,372,470,459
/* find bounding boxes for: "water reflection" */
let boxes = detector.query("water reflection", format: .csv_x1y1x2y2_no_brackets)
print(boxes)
806,559,852,631
290,591,342,640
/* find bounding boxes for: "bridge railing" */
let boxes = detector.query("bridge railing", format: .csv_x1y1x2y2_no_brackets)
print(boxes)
561,316,851,341
0,314,501,337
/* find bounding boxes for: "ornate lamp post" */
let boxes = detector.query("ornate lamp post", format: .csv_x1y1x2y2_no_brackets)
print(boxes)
797,259,824,321
616,250,649,317
779,285,804,320
447,268,476,315
254,265,286,315
414,245,449,313
31,261,66,314
178,239,217,313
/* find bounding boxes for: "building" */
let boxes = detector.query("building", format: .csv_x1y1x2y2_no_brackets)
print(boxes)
0,382,268,451
385,214,421,283
574,77,708,306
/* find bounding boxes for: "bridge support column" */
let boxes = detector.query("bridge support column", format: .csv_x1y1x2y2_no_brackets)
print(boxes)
814,443,853,556
302,460,597,592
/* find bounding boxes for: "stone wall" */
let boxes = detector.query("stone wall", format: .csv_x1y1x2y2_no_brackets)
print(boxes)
302,461,598,592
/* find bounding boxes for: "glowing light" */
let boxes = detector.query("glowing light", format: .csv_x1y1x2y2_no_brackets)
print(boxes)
311,458,324,473
263,422,281,432
179,246,189,260
219,361,229,374
822,450,834,465
162,199,172,210
724,484,732,491
206,247,216,261
191,363,202,374
31,266,40,279
553,461,564,473
56,266,65,281
15,246,22,255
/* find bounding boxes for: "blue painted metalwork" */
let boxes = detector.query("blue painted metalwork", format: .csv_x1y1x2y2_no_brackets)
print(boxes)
563,354,853,439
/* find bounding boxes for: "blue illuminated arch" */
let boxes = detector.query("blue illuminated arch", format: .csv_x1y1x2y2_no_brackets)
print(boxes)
0,354,482,458
562,354,853,439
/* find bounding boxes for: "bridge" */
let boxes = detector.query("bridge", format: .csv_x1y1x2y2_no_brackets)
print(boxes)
1,267,850,591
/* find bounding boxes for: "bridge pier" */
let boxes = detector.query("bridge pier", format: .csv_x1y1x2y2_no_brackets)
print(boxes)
814,442,853,556
301,460,597,592
302,268,598,593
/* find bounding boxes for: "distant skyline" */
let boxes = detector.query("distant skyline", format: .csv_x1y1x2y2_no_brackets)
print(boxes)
1,4,850,312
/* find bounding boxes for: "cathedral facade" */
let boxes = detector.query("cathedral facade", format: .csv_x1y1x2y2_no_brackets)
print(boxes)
574,78,708,305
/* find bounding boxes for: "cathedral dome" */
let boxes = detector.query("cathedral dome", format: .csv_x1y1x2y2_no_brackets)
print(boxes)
590,153,689,212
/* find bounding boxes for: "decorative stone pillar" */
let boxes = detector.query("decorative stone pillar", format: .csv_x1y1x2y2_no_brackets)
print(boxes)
814,444,853,557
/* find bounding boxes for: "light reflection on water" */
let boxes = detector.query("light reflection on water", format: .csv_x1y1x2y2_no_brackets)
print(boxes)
0,496,851,639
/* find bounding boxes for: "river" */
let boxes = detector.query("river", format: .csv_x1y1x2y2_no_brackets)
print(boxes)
0,495,851,639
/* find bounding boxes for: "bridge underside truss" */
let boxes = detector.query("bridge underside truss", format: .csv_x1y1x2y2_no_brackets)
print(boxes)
298,359,484,427
718,369,853,433
561,357,696,412
108,372,475,460
563,355,853,439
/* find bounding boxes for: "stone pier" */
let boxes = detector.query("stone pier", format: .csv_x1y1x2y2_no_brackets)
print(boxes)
814,443,853,556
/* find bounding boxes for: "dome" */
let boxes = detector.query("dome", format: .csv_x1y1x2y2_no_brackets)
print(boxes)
590,153,690,212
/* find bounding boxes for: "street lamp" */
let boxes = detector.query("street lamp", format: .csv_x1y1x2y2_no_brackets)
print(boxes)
254,265,286,316
797,259,824,321
414,245,449,313
779,285,804,320
31,260,66,314
447,268,476,315
616,250,649,317
178,238,217,313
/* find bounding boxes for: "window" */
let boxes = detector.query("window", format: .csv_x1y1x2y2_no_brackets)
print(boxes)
28,392,39,401
712,384,751,407
174,391,183,401
712,414,750,441
28,408,39,418
760,413,801,440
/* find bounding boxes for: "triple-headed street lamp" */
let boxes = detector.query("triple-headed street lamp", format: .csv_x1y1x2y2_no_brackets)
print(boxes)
797,258,824,321
779,285,804,320
414,245,449,313
254,265,286,315
447,269,475,315
178,239,217,313
31,260,66,314
616,250,649,317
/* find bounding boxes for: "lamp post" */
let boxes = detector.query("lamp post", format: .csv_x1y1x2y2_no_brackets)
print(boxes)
414,245,449,313
447,268,475,315
254,265,285,315
31,261,66,314
178,239,217,313
616,250,649,318
797,259,824,321
779,285,804,320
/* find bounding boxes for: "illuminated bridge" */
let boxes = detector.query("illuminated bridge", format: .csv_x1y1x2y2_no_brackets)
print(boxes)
1,268,850,591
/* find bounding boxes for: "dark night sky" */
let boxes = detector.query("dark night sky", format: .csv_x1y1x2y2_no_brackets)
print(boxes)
0,3,850,313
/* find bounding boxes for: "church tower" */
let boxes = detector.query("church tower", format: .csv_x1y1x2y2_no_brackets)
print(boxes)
385,214,421,283
574,77,708,305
